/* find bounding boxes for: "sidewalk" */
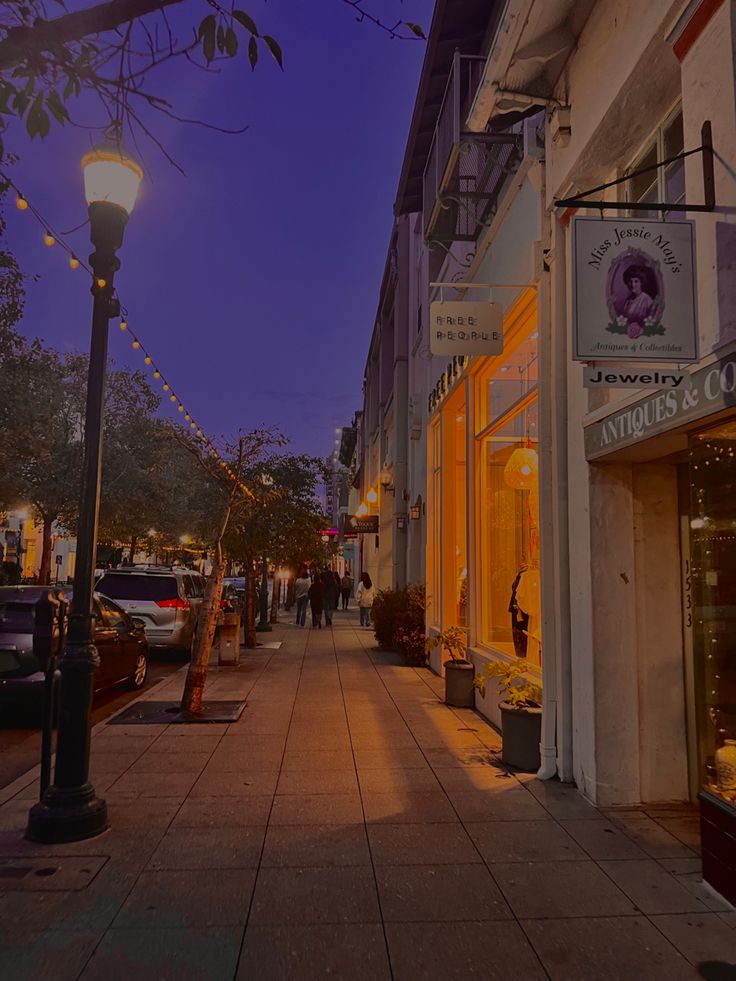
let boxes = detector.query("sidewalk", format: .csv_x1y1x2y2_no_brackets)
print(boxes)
1,611,734,980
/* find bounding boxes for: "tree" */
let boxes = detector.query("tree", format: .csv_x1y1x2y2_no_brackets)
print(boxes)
0,1,423,160
0,331,176,582
179,426,285,715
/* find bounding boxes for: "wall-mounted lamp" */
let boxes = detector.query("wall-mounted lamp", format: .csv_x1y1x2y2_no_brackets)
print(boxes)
366,488,378,504
409,494,423,521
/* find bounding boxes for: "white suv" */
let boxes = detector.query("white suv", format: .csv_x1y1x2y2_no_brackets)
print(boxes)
96,566,206,655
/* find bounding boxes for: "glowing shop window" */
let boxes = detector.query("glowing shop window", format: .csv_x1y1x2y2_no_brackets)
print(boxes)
478,403,541,664
428,419,441,626
448,399,467,627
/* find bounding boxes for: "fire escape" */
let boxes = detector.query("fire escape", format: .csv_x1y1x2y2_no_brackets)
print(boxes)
423,53,523,248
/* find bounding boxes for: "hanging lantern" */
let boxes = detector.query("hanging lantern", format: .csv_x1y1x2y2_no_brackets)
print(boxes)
503,446,538,490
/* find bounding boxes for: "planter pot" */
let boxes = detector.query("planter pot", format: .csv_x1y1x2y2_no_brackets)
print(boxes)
445,659,475,707
500,702,542,771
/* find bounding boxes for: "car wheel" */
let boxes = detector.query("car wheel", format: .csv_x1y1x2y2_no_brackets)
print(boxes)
128,652,148,690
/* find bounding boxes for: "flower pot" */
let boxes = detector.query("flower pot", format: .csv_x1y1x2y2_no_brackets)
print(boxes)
445,659,475,707
499,702,542,771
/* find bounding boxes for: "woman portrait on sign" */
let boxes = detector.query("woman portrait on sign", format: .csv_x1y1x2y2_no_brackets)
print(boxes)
620,264,659,325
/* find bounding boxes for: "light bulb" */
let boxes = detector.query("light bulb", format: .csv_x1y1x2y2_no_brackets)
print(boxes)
16,195,28,211
163,383,170,392
178,404,184,412
69,256,80,270
185,413,190,421
132,340,140,349
43,232,55,246
153,370,160,379
119,320,128,331
97,278,106,288
144,356,152,365
190,422,196,429
170,394,176,402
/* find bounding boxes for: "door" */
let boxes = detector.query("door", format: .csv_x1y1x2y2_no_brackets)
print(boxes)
94,596,126,688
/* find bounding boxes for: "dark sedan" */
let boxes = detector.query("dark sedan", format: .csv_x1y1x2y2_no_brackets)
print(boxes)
0,586,149,716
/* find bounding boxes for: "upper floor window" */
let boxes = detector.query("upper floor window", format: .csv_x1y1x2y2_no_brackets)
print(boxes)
627,107,684,213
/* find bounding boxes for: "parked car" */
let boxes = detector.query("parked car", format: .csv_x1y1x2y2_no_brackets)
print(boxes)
95,565,206,655
0,585,149,716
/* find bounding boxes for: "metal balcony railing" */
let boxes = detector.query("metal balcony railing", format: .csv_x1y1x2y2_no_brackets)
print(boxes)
423,52,524,245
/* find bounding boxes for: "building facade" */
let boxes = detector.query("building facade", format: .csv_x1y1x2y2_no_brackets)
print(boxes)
353,0,736,903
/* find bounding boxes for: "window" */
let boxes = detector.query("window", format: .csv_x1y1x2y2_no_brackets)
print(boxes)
475,299,541,665
441,391,468,627
97,595,128,629
689,423,736,810
96,573,178,602
627,107,684,214
428,418,441,626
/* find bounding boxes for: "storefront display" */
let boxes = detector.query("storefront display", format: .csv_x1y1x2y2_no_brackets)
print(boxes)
689,425,736,809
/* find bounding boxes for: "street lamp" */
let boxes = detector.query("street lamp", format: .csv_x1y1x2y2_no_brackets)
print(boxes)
27,142,142,844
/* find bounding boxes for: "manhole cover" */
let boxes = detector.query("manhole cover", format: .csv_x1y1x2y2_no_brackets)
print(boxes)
0,857,107,891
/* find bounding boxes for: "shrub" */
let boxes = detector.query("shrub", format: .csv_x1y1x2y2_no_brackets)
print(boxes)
371,583,426,663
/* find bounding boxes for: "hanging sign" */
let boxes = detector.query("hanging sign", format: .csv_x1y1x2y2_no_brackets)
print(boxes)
572,217,698,363
583,366,692,390
429,301,503,356
345,515,379,534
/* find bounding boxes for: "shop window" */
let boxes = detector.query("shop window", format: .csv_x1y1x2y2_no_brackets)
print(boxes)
689,426,736,809
627,107,684,215
478,402,540,664
444,396,467,627
427,418,441,626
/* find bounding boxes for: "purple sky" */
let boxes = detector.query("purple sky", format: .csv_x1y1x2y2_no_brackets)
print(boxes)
5,1,427,458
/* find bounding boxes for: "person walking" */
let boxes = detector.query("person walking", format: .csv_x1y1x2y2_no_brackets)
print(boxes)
340,572,352,610
356,572,374,628
308,572,325,629
294,567,310,627
323,569,339,626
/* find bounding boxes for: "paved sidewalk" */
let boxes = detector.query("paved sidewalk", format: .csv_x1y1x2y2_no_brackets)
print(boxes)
1,612,734,980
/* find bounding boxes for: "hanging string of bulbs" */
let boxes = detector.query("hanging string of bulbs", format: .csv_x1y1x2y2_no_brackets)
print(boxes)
6,175,253,498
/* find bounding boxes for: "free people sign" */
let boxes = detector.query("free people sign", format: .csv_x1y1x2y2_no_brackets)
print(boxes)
572,217,698,362
429,300,503,356
345,514,379,534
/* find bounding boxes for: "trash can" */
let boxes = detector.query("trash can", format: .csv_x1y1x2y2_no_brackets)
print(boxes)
217,612,241,666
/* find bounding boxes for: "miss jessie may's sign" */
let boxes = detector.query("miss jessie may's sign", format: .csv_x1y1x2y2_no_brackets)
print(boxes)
584,350,736,460
573,217,698,363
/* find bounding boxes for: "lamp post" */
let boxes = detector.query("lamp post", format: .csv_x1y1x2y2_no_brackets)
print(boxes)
27,143,142,844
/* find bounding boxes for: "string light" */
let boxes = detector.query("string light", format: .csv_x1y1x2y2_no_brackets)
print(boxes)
5,171,255,499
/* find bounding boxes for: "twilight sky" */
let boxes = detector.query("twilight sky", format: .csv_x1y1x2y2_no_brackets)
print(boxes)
5,1,428,458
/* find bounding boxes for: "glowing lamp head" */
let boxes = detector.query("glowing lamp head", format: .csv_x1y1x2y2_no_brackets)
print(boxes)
503,447,538,490
153,370,160,379
16,195,28,211
144,356,152,365
82,144,143,217
69,256,80,270
131,340,140,349
119,320,128,331
170,394,176,402
163,383,170,392
356,503,368,517
366,488,378,504
43,232,55,247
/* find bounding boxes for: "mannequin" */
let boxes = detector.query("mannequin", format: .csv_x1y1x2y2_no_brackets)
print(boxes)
508,561,529,657
516,562,541,663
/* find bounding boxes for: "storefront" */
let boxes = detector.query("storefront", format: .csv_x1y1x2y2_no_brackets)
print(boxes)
426,289,542,727
583,347,736,904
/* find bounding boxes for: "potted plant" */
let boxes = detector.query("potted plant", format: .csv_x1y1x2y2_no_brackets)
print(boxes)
426,626,473,707
475,659,542,771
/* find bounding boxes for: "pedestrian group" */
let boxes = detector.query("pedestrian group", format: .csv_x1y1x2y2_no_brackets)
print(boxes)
292,567,374,630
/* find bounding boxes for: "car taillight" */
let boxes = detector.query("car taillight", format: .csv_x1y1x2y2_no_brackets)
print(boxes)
154,598,190,610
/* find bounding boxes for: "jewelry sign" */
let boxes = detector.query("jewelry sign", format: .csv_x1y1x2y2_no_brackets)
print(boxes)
572,217,698,362
429,300,503,356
